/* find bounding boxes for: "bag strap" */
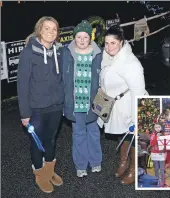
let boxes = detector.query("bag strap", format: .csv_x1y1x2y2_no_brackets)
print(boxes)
100,68,129,100
114,88,129,101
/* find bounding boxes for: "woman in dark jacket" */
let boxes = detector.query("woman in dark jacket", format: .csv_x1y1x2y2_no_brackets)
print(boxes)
61,20,102,177
17,16,64,193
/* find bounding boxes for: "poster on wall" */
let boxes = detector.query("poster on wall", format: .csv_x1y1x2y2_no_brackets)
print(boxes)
1,41,8,80
59,26,74,46
6,40,25,83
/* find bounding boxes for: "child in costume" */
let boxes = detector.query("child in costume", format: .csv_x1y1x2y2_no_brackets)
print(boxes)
150,122,166,187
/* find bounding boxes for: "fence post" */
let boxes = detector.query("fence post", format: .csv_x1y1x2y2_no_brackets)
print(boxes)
144,34,147,54
160,97,162,114
144,15,147,54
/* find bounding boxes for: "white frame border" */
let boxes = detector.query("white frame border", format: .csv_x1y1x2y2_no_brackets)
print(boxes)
135,95,170,191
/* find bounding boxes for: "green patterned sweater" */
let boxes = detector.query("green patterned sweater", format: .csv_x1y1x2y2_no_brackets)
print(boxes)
74,51,93,112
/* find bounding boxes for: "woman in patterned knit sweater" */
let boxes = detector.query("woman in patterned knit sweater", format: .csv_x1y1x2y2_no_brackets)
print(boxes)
61,20,102,177
150,122,166,187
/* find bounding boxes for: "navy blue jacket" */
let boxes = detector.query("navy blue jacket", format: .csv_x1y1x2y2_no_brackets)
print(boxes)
17,37,64,118
61,40,102,123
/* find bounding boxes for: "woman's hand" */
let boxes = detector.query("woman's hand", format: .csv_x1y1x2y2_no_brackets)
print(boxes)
21,118,30,127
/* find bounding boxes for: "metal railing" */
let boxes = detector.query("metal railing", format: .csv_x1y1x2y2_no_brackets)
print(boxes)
120,11,170,54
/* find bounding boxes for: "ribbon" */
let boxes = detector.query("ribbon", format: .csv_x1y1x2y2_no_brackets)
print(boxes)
27,123,45,152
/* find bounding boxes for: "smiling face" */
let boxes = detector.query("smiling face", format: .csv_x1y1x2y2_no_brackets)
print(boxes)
40,20,58,48
154,124,162,133
75,32,91,50
104,35,123,56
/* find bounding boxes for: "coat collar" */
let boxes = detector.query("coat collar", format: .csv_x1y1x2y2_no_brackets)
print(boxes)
101,41,132,69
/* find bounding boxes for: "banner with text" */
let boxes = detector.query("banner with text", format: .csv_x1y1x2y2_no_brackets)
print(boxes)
6,40,25,83
59,26,74,46
1,41,8,80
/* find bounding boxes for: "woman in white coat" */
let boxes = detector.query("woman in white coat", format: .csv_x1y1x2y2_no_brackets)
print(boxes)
98,26,148,185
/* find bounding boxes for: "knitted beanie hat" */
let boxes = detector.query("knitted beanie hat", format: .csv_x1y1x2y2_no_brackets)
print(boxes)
73,20,92,37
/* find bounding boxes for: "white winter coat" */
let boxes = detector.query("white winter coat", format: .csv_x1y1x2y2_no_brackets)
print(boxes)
97,41,148,134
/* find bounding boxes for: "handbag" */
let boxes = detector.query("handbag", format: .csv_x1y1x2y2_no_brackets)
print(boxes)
92,88,129,122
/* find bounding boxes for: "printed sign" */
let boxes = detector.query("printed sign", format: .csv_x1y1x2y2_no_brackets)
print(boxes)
59,26,74,46
6,40,25,83
1,41,8,80
106,17,120,30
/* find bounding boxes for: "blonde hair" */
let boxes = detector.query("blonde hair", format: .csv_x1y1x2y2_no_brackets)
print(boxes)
25,16,59,45
25,32,36,46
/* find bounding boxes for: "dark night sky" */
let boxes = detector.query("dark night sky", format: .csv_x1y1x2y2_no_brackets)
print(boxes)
2,1,149,42
2,1,170,42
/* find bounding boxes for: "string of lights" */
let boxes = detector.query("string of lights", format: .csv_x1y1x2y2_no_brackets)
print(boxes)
139,1,169,16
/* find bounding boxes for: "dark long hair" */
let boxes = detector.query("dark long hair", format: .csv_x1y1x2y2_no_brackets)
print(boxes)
105,25,125,45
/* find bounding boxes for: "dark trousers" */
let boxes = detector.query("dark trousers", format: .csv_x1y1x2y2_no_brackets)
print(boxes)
30,110,62,169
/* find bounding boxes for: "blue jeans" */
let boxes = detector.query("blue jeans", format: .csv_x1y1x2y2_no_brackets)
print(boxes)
30,110,62,169
153,160,165,186
72,113,102,170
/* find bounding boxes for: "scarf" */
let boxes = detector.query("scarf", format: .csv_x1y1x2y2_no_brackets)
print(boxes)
101,41,132,70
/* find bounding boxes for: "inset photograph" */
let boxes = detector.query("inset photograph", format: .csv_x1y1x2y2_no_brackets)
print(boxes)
136,97,170,190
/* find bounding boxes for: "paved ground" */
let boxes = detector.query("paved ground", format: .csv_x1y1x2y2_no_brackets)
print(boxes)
2,108,170,198
1,54,170,198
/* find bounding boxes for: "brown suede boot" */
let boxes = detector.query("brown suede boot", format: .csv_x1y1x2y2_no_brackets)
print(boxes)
45,159,63,186
115,141,129,177
120,147,135,185
32,165,54,193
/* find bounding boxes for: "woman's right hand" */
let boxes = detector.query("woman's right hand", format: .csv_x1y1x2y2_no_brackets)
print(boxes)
21,118,30,127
